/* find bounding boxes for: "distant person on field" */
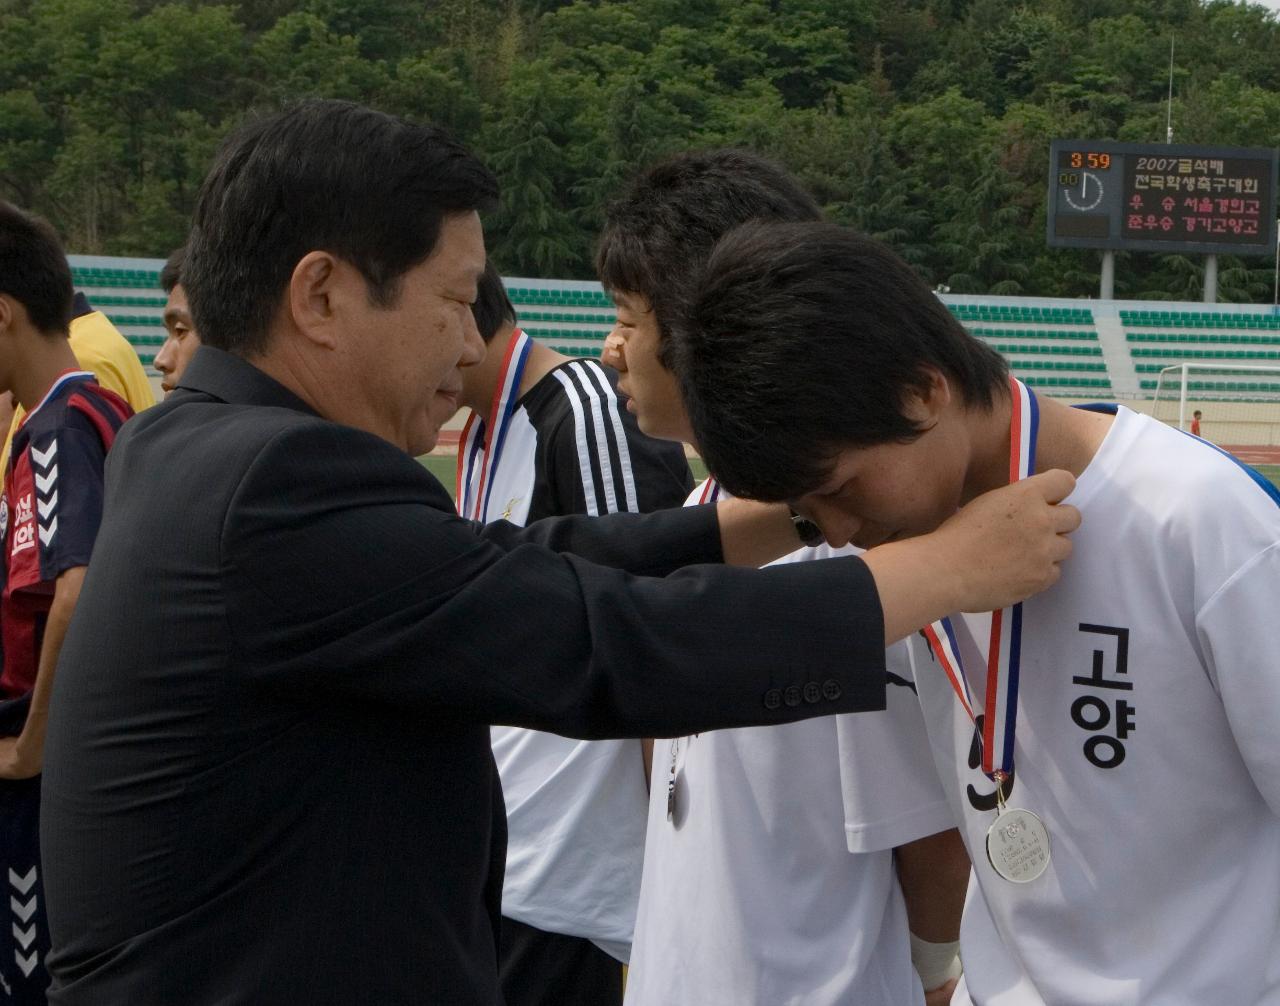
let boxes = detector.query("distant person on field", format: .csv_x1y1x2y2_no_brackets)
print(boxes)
1191,409,1202,438
0,201,133,1003
1,269,153,468
155,247,202,396
455,263,690,1006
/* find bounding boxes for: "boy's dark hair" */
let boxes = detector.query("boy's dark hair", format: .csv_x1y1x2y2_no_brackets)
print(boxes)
185,99,499,357
160,246,186,294
0,201,73,336
472,261,516,343
595,149,821,369
676,221,1009,502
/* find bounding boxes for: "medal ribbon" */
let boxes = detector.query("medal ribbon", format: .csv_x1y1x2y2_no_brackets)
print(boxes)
697,477,720,505
455,329,533,520
923,376,1038,781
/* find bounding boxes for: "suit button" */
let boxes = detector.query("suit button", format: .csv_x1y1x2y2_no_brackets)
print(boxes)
803,682,821,704
764,688,782,710
784,685,802,707
822,679,842,701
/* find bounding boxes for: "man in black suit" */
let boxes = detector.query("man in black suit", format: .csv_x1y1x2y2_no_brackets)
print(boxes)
39,100,1078,1005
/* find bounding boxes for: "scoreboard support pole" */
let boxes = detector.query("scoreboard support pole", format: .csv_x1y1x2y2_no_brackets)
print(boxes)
1100,250,1115,301
1203,254,1218,304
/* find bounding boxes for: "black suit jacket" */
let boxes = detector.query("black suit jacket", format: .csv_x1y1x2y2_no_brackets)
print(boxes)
40,348,888,1004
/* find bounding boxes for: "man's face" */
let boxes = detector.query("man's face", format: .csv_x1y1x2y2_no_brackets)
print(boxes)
788,396,969,550
607,292,693,443
343,211,487,456
156,284,202,395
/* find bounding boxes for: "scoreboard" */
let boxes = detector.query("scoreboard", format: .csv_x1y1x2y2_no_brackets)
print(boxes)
1047,140,1278,256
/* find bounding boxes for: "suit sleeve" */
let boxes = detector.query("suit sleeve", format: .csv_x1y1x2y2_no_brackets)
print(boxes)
221,422,887,739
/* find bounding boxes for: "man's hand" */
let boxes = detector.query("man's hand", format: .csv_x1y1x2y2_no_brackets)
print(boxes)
0,735,41,780
714,497,808,568
934,468,1079,614
863,469,1078,644
925,978,958,1005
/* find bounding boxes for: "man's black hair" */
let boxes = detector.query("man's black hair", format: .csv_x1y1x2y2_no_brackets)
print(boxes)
160,246,186,294
0,200,73,336
184,99,499,357
472,261,516,343
676,221,1009,502
595,149,821,369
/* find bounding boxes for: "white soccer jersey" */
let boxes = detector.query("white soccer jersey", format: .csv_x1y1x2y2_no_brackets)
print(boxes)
900,406,1280,1005
623,480,955,1006
460,354,692,960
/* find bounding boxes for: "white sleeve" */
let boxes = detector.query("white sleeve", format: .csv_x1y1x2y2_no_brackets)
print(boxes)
837,639,956,853
682,479,711,507
1197,540,1280,817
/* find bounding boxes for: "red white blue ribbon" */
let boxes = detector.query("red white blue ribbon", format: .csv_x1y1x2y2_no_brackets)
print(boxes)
456,329,533,520
923,376,1038,780
697,477,720,505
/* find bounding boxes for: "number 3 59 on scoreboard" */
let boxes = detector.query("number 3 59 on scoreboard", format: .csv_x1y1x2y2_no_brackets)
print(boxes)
1046,139,1277,257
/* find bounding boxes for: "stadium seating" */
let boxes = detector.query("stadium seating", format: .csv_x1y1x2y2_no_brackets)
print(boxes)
65,256,1280,400
1121,308,1280,400
950,304,1094,325
1121,309,1280,330
949,305,1110,393
72,266,163,290
504,285,613,360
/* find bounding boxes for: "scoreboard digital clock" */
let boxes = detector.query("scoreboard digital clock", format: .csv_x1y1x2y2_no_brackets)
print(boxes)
1047,140,1277,256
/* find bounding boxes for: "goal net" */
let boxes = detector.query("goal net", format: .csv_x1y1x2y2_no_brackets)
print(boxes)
1150,363,1280,459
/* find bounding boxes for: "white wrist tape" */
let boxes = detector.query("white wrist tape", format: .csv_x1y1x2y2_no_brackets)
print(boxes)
909,933,962,990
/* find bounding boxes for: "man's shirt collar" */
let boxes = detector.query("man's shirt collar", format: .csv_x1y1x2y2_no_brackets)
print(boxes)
175,345,319,417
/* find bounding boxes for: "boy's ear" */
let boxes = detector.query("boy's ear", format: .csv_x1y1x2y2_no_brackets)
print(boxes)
902,366,952,428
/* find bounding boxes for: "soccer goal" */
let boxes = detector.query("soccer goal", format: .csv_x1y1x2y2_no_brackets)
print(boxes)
1151,363,1280,456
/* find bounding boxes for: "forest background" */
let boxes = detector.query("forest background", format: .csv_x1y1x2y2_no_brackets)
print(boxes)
1,0,1278,301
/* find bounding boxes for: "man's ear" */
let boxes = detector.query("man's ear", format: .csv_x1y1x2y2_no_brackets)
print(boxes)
902,366,952,429
286,251,343,351
0,294,14,337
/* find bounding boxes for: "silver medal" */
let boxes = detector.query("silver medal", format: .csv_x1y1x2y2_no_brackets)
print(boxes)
986,807,1051,883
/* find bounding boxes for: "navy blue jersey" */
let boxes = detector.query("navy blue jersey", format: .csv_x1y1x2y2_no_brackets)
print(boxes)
1,372,130,699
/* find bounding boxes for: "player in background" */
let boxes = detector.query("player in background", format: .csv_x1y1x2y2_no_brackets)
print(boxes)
155,246,202,396
0,201,133,1003
1190,409,1202,438
676,220,1280,1006
454,263,691,1006
0,279,151,472
598,150,968,1006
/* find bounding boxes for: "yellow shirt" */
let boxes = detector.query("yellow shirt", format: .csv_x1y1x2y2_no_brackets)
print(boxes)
2,310,155,468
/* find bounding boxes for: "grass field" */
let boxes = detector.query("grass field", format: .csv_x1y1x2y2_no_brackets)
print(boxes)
425,455,1280,503
1255,465,1280,486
